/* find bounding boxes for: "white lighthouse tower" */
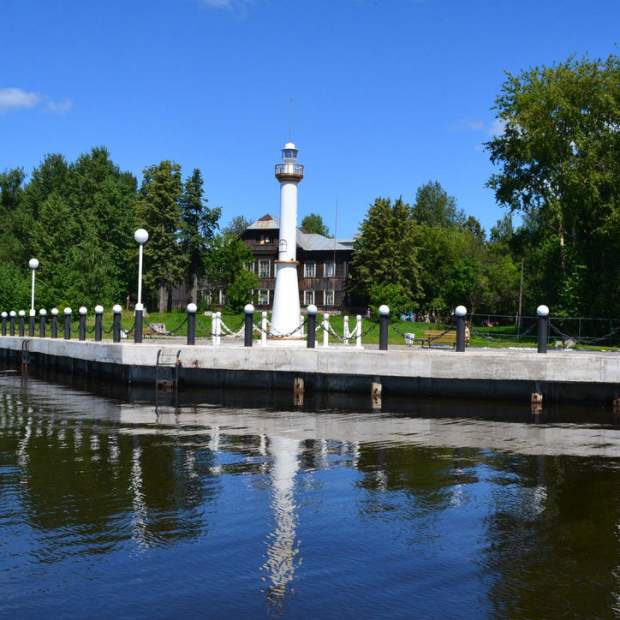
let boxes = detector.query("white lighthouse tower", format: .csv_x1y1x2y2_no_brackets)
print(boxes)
270,143,304,337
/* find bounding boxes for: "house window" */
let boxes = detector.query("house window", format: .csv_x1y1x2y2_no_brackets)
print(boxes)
324,261,336,278
304,261,316,278
303,290,315,306
260,235,271,245
246,260,255,272
258,289,270,305
258,259,271,278
324,290,335,306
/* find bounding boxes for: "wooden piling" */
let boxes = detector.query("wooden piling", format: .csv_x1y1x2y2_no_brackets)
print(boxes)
294,377,304,407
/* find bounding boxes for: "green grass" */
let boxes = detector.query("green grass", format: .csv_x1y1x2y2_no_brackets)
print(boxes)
33,310,620,351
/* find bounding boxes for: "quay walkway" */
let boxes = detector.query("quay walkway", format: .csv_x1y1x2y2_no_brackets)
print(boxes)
1,336,619,404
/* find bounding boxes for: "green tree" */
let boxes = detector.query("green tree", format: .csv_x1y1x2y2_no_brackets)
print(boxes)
487,54,620,316
349,197,421,307
412,181,464,228
222,215,251,238
204,233,259,308
301,213,330,236
136,161,185,312
180,169,221,303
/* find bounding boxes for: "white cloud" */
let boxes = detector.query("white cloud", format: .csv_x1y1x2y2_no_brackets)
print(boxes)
45,98,73,114
0,87,72,114
457,117,505,137
198,0,251,10
0,88,40,112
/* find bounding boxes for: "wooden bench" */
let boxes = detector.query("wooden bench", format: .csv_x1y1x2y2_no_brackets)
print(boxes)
145,322,169,337
422,328,470,348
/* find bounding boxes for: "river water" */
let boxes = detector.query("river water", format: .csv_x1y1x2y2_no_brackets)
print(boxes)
2,373,620,619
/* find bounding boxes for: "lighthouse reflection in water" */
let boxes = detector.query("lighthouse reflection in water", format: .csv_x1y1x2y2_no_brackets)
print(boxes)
4,374,620,619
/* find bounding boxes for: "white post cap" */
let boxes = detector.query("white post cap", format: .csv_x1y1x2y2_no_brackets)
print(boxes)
134,228,149,244
455,305,467,317
9,311,16,317
324,312,330,319
537,305,550,317
379,304,390,316
18,310,25,317
244,303,255,314
307,304,318,315
94,305,104,314
28,258,39,270
39,308,47,316
112,304,123,314
29,309,36,317
135,302,144,312
64,307,72,315
187,303,198,313
1,311,7,318
78,306,88,315
51,308,59,316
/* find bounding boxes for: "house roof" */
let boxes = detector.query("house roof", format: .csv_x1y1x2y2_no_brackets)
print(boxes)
246,214,353,251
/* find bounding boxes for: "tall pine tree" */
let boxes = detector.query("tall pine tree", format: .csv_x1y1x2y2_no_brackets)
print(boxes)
180,169,221,303
136,161,185,312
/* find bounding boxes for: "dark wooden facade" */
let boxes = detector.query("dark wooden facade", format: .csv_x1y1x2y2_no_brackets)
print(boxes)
241,216,353,311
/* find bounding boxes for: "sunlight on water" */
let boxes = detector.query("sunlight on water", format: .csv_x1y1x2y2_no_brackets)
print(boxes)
2,374,620,618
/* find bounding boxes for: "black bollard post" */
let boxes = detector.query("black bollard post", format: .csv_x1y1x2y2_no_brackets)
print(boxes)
18,311,25,337
187,303,197,345
1,312,6,336
94,305,103,342
112,305,122,343
307,304,317,349
455,305,467,352
10,311,16,336
78,307,87,341
134,303,143,344
244,304,254,347
39,309,47,337
379,304,390,351
50,309,59,338
64,308,72,339
537,305,549,354
28,310,35,337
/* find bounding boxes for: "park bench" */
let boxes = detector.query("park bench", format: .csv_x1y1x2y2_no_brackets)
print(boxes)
145,322,169,337
422,329,469,348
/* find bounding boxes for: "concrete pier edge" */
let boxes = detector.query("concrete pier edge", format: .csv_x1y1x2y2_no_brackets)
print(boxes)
1,336,619,403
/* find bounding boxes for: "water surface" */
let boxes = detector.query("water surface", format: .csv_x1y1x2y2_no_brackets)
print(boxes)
2,374,620,618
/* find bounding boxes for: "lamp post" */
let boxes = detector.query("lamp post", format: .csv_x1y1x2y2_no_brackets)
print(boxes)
28,258,39,313
134,228,149,344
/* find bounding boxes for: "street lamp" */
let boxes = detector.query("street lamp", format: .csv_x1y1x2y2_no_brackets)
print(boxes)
28,258,39,312
134,228,149,344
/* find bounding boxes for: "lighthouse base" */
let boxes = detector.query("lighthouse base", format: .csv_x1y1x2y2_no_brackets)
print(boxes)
270,262,302,338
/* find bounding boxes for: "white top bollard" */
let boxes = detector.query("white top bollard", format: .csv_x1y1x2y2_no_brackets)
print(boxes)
39,309,47,316
29,309,36,317
537,305,550,317
455,305,467,317
95,305,104,314
355,314,363,349
323,313,330,348
112,304,122,314
187,303,198,313
261,311,268,346
51,308,59,316
64,307,72,315
10,311,16,317
343,315,350,344
244,303,255,314
1,312,6,318
79,306,88,316
379,304,390,317
18,310,25,317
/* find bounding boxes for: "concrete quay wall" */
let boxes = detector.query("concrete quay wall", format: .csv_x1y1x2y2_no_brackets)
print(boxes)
0,337,619,403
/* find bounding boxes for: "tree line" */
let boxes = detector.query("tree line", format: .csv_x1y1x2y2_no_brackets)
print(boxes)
349,53,620,319
0,149,259,312
2,53,619,319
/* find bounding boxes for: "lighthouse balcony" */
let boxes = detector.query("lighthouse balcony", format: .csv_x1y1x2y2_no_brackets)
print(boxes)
275,162,304,180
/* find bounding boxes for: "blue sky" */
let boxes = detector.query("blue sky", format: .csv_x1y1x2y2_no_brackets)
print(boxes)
2,0,619,238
